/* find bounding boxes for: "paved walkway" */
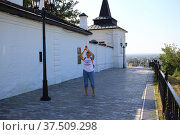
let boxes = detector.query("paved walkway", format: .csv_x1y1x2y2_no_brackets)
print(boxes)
0,68,155,120
141,71,157,120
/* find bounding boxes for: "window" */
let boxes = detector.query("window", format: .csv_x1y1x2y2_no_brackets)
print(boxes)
77,47,81,64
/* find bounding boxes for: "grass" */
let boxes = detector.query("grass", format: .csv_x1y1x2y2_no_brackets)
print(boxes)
168,75,180,98
153,73,165,120
153,72,180,120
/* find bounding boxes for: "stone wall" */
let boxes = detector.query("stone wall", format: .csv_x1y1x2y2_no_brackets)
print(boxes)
8,0,23,6
89,29,127,68
0,11,114,100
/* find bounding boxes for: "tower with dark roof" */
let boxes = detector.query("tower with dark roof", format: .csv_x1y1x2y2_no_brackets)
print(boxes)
94,0,117,26
89,0,127,32
99,0,111,17
89,0,128,69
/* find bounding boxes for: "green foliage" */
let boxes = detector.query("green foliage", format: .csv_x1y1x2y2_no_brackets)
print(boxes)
46,0,80,25
159,44,180,75
23,0,32,8
173,68,180,77
23,0,80,25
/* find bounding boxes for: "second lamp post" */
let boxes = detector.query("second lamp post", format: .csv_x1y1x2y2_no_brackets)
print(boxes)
121,43,127,69
32,0,55,101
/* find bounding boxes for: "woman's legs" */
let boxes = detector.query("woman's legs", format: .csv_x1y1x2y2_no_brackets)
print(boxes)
83,70,88,96
88,71,95,96
92,87,95,96
85,87,88,96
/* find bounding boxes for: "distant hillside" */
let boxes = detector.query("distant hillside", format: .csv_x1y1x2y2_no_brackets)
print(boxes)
127,54,160,58
127,54,160,67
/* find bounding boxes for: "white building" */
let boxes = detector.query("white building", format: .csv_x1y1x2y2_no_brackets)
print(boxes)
89,0,128,68
0,0,127,100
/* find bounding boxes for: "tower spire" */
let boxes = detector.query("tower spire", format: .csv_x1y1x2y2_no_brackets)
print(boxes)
99,0,111,17
92,0,117,26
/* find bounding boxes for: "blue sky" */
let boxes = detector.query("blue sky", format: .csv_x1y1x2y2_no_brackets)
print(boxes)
76,0,180,54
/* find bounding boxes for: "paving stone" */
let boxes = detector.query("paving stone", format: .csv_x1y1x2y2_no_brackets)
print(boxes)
0,68,151,120
141,71,157,120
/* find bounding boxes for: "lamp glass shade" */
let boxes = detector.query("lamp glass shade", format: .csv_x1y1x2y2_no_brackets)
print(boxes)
32,0,40,9
120,43,123,47
50,0,55,6
46,0,54,4
50,0,54,4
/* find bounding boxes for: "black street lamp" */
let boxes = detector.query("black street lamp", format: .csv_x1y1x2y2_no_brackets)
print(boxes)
47,0,55,11
32,0,55,101
121,43,127,69
32,0,40,9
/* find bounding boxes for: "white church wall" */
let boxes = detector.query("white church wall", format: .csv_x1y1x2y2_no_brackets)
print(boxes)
0,11,116,100
96,45,105,71
88,43,113,72
8,0,23,6
89,29,113,47
0,12,44,100
113,29,124,68
0,12,88,100
53,28,87,84
105,47,114,69
89,29,126,68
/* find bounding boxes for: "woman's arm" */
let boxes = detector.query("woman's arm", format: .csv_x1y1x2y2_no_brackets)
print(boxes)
80,48,86,60
87,49,95,60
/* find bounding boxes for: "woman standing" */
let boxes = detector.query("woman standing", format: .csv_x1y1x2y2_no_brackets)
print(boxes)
80,46,95,96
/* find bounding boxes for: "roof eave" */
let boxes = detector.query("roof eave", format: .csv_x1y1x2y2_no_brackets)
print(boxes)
88,25,128,33
89,28,127,32
0,0,92,36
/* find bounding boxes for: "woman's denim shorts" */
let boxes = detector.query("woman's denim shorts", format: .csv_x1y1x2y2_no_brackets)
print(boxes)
83,70,95,88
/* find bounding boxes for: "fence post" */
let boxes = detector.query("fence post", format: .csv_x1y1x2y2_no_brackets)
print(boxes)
165,71,168,81
158,62,160,80
159,64,161,71
154,60,157,80
165,70,170,119
162,70,168,118
152,60,154,70
157,62,161,93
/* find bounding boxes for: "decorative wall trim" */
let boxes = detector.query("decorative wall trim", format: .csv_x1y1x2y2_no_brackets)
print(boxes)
107,45,114,49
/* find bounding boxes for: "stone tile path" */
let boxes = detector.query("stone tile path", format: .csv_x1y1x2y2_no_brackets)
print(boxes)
0,68,152,120
141,71,157,120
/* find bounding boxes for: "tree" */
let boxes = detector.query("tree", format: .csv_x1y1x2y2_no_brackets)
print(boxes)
159,44,180,75
23,0,80,25
51,0,80,25
23,0,32,8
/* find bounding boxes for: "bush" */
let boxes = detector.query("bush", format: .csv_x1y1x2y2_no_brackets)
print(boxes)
173,68,180,77
159,44,180,75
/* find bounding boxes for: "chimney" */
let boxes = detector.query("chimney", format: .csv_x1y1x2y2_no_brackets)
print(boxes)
8,0,23,6
79,13,88,30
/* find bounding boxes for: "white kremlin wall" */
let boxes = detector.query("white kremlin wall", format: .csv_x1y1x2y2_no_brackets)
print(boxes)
8,0,23,6
0,11,114,100
90,29,126,68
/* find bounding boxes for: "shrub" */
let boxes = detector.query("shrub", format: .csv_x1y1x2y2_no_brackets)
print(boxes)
173,68,180,77
159,44,180,75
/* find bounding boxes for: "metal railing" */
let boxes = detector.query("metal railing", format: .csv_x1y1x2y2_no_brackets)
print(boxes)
149,60,180,120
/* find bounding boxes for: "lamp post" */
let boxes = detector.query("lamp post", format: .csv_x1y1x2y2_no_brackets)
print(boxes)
121,43,127,69
32,0,40,9
32,0,55,101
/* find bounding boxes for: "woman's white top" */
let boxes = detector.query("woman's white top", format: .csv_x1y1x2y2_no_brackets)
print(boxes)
83,57,94,72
